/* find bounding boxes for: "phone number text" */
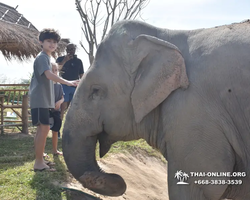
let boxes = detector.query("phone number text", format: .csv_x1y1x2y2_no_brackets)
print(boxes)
194,180,243,185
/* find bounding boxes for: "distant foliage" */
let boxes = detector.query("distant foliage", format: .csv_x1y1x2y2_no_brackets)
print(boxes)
0,84,29,104
0,74,8,83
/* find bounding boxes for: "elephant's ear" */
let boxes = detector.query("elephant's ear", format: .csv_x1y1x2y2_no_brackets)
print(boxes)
130,34,189,123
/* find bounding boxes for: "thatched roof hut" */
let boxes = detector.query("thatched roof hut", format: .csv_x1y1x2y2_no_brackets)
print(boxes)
0,2,68,60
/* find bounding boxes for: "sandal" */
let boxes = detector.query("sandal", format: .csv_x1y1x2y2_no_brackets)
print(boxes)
44,161,56,166
43,153,49,159
34,167,56,172
53,151,63,156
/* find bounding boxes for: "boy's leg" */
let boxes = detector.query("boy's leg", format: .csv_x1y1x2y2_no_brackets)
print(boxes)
51,111,62,155
52,131,62,155
34,124,50,169
52,131,58,153
31,108,55,170
33,131,49,159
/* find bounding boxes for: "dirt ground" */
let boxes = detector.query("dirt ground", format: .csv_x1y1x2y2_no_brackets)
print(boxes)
62,152,169,200
4,132,169,199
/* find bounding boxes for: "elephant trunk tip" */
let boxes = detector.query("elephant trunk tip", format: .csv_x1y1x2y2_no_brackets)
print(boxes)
79,171,127,196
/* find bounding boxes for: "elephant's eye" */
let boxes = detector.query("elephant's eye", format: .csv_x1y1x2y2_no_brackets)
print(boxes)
89,88,99,100
89,85,106,100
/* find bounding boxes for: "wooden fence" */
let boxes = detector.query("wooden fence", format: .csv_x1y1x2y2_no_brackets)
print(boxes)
0,84,30,134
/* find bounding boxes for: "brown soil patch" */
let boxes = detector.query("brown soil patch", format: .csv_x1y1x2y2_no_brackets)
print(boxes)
60,152,169,200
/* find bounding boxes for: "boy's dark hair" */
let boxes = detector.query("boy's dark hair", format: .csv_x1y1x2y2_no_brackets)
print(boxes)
39,28,61,43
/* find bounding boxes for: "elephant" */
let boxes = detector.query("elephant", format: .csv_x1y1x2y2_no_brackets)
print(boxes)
62,19,250,200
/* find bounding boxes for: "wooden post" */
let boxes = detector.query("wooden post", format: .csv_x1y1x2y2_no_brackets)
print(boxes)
0,94,4,134
22,95,28,134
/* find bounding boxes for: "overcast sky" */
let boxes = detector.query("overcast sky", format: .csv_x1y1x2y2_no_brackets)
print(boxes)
1,0,250,82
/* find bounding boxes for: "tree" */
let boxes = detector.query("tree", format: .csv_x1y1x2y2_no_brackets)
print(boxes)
0,74,7,84
75,0,150,65
174,170,189,184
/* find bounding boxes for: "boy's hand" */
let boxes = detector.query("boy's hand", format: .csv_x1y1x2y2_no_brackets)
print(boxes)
55,101,61,110
66,80,79,87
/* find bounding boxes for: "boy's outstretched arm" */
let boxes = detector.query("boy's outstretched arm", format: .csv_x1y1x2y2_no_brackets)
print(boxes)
44,70,79,87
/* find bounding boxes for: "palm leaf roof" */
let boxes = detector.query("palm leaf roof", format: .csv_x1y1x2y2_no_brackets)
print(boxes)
0,2,68,60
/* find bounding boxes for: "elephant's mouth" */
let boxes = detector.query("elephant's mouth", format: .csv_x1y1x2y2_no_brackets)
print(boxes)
97,131,115,158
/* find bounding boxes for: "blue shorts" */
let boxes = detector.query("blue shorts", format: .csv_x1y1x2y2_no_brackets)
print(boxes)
62,85,76,102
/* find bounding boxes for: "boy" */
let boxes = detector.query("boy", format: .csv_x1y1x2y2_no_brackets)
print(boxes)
50,63,64,156
29,28,78,172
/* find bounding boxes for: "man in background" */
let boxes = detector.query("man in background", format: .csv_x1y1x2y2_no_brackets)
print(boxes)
56,43,84,122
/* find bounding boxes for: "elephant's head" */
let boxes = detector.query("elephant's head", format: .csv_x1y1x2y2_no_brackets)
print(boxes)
62,21,189,196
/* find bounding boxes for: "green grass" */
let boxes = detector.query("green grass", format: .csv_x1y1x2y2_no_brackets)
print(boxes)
0,132,164,200
0,134,69,200
108,139,165,161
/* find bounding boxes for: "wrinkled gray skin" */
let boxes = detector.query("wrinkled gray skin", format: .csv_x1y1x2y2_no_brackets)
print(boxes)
62,20,250,200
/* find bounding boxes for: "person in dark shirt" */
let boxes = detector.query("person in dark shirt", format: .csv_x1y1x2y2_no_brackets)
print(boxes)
56,43,84,121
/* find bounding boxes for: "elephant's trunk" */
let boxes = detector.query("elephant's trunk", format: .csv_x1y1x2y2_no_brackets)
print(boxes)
62,128,126,196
